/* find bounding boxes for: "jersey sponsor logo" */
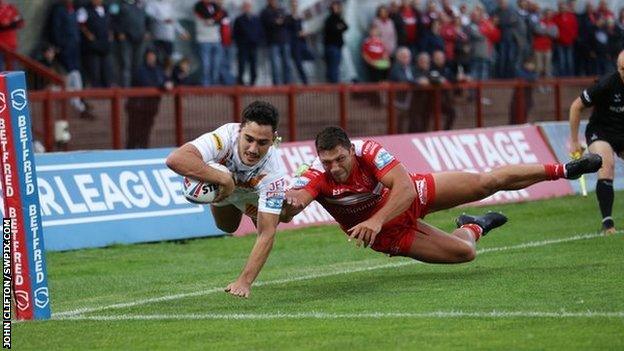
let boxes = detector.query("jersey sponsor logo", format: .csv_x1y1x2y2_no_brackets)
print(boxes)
211,133,223,151
609,105,624,113
415,179,427,205
374,149,394,170
614,94,622,103
265,191,284,209
293,176,310,189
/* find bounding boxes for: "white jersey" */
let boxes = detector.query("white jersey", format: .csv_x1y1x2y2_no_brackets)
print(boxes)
190,123,286,218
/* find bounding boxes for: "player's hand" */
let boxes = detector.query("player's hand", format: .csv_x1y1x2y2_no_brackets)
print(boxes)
569,140,584,157
348,218,383,248
284,190,306,209
214,174,235,203
225,280,251,298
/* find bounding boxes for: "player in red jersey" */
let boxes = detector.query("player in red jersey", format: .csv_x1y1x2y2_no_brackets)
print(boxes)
283,126,602,262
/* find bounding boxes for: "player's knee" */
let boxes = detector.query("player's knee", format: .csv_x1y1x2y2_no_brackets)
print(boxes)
454,244,476,263
598,159,615,176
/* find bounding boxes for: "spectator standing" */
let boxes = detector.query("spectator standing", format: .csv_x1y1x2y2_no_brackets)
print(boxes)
372,5,397,58
493,0,522,78
126,49,172,149
553,1,578,76
323,1,348,83
465,5,500,82
606,18,624,72
288,0,309,85
49,0,94,119
575,1,597,76
399,0,421,55
110,0,150,87
217,1,235,85
261,0,291,85
233,1,263,86
194,0,224,86
533,8,558,81
592,16,611,75
145,0,190,67
78,0,114,87
0,0,24,70
389,1,407,48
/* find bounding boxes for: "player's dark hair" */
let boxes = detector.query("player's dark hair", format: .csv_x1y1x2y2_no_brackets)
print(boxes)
241,101,279,132
315,126,351,152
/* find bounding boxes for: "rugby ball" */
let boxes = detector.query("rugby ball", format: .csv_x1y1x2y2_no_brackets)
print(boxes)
183,162,231,204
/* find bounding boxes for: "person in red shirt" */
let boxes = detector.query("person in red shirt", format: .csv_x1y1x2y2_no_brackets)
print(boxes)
596,0,615,22
362,25,389,82
553,1,578,76
400,0,420,54
533,8,558,80
283,126,602,262
0,0,24,69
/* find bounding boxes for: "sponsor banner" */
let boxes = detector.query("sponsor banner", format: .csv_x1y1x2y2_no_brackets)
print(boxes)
0,73,35,320
538,121,624,193
0,72,52,319
236,125,571,234
26,148,222,251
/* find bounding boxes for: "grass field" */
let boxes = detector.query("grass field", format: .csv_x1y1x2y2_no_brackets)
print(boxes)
13,192,624,350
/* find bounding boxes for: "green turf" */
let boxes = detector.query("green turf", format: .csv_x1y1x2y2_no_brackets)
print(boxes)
13,192,624,350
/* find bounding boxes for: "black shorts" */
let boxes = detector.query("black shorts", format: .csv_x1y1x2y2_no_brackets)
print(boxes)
585,122,624,156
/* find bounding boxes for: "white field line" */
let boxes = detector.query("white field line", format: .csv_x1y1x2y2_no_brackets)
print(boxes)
55,310,624,321
53,230,620,318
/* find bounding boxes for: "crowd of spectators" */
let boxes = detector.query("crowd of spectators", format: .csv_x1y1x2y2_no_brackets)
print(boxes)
8,0,621,93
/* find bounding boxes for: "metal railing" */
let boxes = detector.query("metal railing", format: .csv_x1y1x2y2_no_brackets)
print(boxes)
27,77,595,151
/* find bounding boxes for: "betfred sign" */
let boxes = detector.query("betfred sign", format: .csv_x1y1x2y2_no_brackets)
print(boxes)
236,125,571,234
0,72,51,320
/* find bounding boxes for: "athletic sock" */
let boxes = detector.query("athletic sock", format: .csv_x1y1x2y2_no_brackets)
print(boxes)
544,164,565,180
461,224,483,241
596,179,614,228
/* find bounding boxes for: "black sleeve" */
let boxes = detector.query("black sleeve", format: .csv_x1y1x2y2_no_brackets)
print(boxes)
580,75,612,107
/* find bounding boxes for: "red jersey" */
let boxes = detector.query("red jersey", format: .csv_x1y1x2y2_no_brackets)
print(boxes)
0,3,23,50
401,6,418,44
362,37,386,61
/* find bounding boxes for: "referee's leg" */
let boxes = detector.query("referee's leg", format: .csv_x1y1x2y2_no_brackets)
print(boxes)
588,141,616,233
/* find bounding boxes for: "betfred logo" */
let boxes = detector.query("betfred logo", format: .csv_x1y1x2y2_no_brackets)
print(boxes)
15,290,30,310
0,92,5,114
34,287,50,308
10,89,27,111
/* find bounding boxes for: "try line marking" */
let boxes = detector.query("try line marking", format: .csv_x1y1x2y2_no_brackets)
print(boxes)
56,310,624,321
53,230,620,318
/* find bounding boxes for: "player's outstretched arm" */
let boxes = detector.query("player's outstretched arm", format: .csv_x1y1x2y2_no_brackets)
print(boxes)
569,97,586,154
225,211,280,298
166,143,235,200
349,165,416,247
281,189,314,223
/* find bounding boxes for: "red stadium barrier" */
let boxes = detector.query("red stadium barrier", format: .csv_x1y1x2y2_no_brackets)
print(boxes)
27,77,596,152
